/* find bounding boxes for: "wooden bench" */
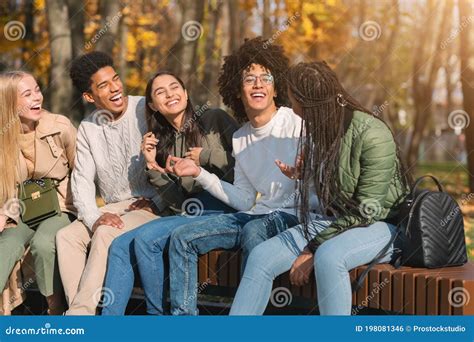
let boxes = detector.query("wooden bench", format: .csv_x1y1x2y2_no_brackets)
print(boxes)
17,250,474,315
197,250,474,315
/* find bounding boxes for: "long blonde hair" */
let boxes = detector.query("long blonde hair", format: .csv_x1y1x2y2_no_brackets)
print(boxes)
0,71,30,207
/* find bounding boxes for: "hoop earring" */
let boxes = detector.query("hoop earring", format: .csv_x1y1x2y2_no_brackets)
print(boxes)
336,93,347,107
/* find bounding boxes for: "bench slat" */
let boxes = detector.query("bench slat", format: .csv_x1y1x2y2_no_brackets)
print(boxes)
196,250,473,315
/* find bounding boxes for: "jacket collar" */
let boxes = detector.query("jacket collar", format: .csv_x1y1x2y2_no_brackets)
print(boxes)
35,111,62,139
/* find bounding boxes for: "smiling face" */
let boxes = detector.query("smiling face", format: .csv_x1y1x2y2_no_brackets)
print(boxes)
149,74,188,120
83,66,126,115
240,63,277,117
17,74,44,124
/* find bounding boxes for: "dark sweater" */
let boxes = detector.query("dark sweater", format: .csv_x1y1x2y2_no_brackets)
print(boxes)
146,108,239,214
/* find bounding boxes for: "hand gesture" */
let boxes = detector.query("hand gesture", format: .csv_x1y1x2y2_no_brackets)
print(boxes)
166,156,201,178
275,154,303,180
184,147,203,166
141,132,161,171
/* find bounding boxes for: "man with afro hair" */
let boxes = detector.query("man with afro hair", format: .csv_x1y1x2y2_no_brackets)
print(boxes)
163,37,318,315
56,51,162,315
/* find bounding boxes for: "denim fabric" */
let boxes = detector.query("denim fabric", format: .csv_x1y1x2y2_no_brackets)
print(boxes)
230,217,401,315
168,211,299,315
101,192,235,315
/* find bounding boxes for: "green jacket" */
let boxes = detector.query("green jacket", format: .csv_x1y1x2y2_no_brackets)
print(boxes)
307,110,409,251
147,108,239,214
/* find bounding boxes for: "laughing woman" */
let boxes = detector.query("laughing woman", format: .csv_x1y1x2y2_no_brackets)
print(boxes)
0,71,77,315
101,71,238,315
229,61,410,315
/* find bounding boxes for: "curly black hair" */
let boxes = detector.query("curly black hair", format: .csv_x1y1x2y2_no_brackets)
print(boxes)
218,36,290,122
69,51,114,93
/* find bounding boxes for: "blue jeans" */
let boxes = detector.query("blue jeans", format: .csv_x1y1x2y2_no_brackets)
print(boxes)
101,192,235,315
230,217,401,315
168,211,299,315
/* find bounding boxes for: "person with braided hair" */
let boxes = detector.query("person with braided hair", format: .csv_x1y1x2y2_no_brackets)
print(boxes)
229,61,411,315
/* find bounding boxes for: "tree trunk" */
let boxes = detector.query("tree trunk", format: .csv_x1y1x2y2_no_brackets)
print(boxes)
118,9,128,93
167,0,205,85
406,0,452,167
197,0,223,106
228,0,240,52
369,0,400,130
66,0,85,123
95,0,122,53
262,0,272,39
459,0,474,191
66,0,84,57
45,0,74,117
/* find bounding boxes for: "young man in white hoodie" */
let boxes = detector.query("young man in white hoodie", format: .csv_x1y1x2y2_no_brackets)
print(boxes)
164,37,308,315
56,52,162,315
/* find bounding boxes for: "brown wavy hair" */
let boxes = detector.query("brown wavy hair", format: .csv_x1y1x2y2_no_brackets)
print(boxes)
145,71,204,164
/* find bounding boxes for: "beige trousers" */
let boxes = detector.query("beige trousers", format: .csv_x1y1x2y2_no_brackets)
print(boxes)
56,199,157,315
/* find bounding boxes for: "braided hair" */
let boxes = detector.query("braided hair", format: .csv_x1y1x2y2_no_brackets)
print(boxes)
287,61,411,243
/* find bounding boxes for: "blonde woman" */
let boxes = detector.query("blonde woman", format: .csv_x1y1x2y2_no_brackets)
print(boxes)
0,71,77,315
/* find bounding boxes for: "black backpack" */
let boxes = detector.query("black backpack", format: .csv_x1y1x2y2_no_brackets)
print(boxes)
353,175,467,290
398,175,467,268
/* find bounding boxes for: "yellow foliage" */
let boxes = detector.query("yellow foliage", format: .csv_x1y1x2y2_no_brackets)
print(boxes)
137,30,158,49
126,33,137,61
34,0,45,10
126,70,142,90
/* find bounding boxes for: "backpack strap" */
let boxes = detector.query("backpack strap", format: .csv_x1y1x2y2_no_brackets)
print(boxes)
412,175,443,194
351,229,401,292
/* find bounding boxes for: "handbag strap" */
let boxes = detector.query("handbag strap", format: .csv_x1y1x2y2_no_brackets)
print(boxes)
351,228,400,292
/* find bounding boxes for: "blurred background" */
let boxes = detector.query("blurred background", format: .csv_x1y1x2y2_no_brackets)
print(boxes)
1,0,473,258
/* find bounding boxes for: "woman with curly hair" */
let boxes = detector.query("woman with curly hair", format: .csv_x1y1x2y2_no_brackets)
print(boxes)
163,37,316,315
229,61,411,315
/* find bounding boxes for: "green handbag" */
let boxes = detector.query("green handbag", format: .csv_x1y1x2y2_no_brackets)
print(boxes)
18,178,62,229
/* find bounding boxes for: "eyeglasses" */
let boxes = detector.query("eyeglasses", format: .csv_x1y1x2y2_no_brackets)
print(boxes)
242,74,274,86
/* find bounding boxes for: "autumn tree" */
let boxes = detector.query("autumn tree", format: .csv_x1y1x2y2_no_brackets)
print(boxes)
459,0,474,191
